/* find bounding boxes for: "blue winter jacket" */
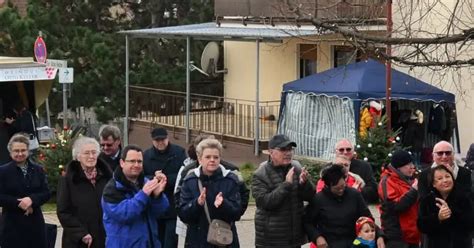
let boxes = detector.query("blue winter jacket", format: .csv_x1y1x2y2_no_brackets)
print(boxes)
102,167,169,248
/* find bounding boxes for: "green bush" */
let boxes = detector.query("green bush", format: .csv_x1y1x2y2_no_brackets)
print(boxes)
295,156,329,183
239,162,256,189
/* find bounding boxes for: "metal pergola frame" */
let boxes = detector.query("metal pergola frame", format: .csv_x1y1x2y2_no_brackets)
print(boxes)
120,22,324,155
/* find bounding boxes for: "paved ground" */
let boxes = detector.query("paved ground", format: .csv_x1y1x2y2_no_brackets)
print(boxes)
45,205,380,248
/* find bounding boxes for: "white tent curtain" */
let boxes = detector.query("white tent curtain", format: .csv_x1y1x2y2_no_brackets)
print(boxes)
278,93,355,160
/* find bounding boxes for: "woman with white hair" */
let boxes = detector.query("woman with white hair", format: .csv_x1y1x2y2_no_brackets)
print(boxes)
0,133,50,248
56,136,112,248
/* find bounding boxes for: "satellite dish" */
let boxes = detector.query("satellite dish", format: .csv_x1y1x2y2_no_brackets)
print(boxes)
199,42,227,77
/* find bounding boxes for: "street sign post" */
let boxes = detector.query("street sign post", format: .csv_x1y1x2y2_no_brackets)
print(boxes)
58,67,73,128
59,68,74,83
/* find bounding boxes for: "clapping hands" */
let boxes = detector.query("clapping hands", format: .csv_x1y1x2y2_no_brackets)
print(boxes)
152,170,167,197
285,167,309,185
142,172,167,197
197,187,224,208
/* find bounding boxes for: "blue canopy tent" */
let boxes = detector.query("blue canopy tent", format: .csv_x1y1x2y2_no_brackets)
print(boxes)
278,59,456,159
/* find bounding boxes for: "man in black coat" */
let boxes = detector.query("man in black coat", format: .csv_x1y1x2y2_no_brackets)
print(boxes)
98,125,122,171
143,128,186,248
335,139,379,203
251,134,314,247
418,140,472,198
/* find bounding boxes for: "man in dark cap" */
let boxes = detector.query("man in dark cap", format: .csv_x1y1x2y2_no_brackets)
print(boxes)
251,134,314,247
143,127,186,248
378,150,420,248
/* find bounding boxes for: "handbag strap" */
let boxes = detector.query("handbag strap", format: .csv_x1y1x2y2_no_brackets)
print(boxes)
197,179,212,224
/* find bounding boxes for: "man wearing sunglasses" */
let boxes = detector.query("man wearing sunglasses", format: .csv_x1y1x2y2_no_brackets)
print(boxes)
417,140,472,198
335,139,379,203
98,125,122,171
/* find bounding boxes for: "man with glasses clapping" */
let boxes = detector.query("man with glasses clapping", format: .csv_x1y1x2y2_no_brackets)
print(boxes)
335,139,379,203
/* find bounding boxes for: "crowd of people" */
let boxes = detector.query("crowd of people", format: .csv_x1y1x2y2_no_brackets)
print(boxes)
0,125,472,248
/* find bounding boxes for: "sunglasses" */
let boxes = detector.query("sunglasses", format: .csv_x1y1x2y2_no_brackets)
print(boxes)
434,151,452,157
338,148,352,153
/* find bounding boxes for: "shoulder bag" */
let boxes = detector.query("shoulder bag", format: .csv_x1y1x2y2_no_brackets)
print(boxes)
28,113,40,150
198,179,233,246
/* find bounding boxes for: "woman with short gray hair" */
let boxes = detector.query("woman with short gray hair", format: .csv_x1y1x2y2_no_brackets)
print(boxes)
57,136,112,248
0,133,50,247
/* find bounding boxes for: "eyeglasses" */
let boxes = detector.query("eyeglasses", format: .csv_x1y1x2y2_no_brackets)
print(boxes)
81,150,98,157
434,151,452,157
338,148,352,153
12,149,28,154
125,159,143,164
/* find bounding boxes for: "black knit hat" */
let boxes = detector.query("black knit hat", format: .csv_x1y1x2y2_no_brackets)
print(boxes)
391,150,413,168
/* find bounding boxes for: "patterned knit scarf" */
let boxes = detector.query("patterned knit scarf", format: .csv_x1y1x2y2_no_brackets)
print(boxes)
83,167,97,186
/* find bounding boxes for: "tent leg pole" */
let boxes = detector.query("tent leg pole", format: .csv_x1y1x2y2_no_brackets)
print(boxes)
255,39,260,156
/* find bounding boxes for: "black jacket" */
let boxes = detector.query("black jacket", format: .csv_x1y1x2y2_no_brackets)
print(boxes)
143,143,186,219
0,160,50,248
304,187,374,248
402,120,424,152
417,188,473,248
418,163,472,199
178,167,242,248
251,160,315,247
7,109,36,138
98,149,121,172
56,159,112,248
175,160,249,218
350,159,379,203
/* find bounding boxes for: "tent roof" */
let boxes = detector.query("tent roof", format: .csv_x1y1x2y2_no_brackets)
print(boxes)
283,59,455,103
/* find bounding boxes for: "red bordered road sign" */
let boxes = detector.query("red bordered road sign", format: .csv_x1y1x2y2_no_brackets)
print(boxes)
34,36,47,64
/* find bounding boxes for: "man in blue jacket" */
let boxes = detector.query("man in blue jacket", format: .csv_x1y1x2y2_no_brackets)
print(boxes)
143,128,186,248
102,144,169,248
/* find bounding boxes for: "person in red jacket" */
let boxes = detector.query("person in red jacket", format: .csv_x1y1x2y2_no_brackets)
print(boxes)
316,155,365,193
378,150,420,248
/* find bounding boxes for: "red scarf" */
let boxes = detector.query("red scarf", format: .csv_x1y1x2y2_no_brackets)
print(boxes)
82,167,97,186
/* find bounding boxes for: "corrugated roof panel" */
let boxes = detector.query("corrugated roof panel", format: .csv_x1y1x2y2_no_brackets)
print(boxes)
119,22,326,41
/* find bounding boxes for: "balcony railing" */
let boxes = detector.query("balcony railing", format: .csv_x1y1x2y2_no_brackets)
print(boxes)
130,86,280,140
215,0,387,22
